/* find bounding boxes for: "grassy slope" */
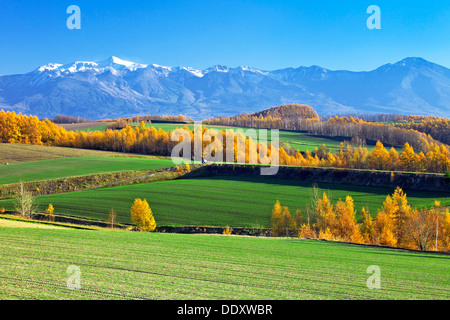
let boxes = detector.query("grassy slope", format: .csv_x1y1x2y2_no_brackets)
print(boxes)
0,227,448,299
2,176,447,227
143,123,406,152
75,122,384,153
0,156,175,185
140,123,389,152
0,143,163,164
0,218,67,229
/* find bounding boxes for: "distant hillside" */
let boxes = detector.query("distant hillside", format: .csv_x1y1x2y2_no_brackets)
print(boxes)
246,104,319,121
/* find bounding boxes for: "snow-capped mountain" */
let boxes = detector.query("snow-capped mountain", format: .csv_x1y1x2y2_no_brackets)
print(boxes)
0,56,449,119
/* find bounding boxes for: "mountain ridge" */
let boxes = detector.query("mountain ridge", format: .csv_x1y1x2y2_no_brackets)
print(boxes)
0,56,449,120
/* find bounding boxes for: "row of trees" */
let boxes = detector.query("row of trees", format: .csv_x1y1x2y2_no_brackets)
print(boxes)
103,114,193,125
0,110,62,145
205,106,448,156
271,187,450,252
280,141,449,173
52,115,92,124
321,113,411,123
389,118,450,145
56,123,449,173
1,110,449,173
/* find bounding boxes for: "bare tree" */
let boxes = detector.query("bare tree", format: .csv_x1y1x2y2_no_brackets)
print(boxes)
14,181,36,218
108,208,117,229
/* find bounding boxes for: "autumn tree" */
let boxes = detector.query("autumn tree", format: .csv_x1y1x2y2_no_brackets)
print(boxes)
315,192,336,235
298,224,315,239
368,141,389,170
373,195,398,247
360,207,374,244
403,208,437,251
45,204,55,222
391,187,411,245
271,201,296,237
130,199,156,232
333,196,363,243
271,200,283,237
439,210,450,251
399,143,418,172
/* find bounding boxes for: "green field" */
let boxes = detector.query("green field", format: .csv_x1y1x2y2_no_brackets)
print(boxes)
74,122,386,153
0,143,155,164
0,156,175,185
2,176,447,227
0,227,448,299
137,123,381,152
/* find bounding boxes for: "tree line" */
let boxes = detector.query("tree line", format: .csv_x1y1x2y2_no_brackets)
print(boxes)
388,117,450,145
205,105,449,156
1,110,449,173
271,187,450,252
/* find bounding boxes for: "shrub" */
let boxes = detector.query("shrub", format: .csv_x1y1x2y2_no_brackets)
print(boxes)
223,226,232,235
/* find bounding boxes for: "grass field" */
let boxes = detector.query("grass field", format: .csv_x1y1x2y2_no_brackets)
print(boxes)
2,176,447,227
58,121,112,132
0,218,67,229
0,156,176,185
136,123,388,153
0,227,448,299
0,143,163,164
72,122,390,153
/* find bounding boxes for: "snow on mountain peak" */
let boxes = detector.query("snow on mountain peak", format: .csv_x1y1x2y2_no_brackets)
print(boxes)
62,61,99,73
204,65,230,73
37,63,63,72
34,56,149,75
98,56,148,71
237,66,267,74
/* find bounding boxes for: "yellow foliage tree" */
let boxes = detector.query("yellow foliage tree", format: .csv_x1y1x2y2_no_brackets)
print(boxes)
46,204,55,222
298,224,315,239
130,198,156,232
334,196,363,243
360,207,374,244
391,187,411,245
319,227,334,240
368,141,390,170
271,201,296,237
315,192,336,234
374,210,397,247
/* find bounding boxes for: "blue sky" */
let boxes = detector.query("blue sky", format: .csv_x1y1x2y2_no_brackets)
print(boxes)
0,0,449,75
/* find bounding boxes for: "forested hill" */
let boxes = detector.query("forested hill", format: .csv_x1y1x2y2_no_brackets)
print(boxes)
245,104,319,121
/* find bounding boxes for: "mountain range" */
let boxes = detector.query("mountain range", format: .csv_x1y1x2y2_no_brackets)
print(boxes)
0,56,449,120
